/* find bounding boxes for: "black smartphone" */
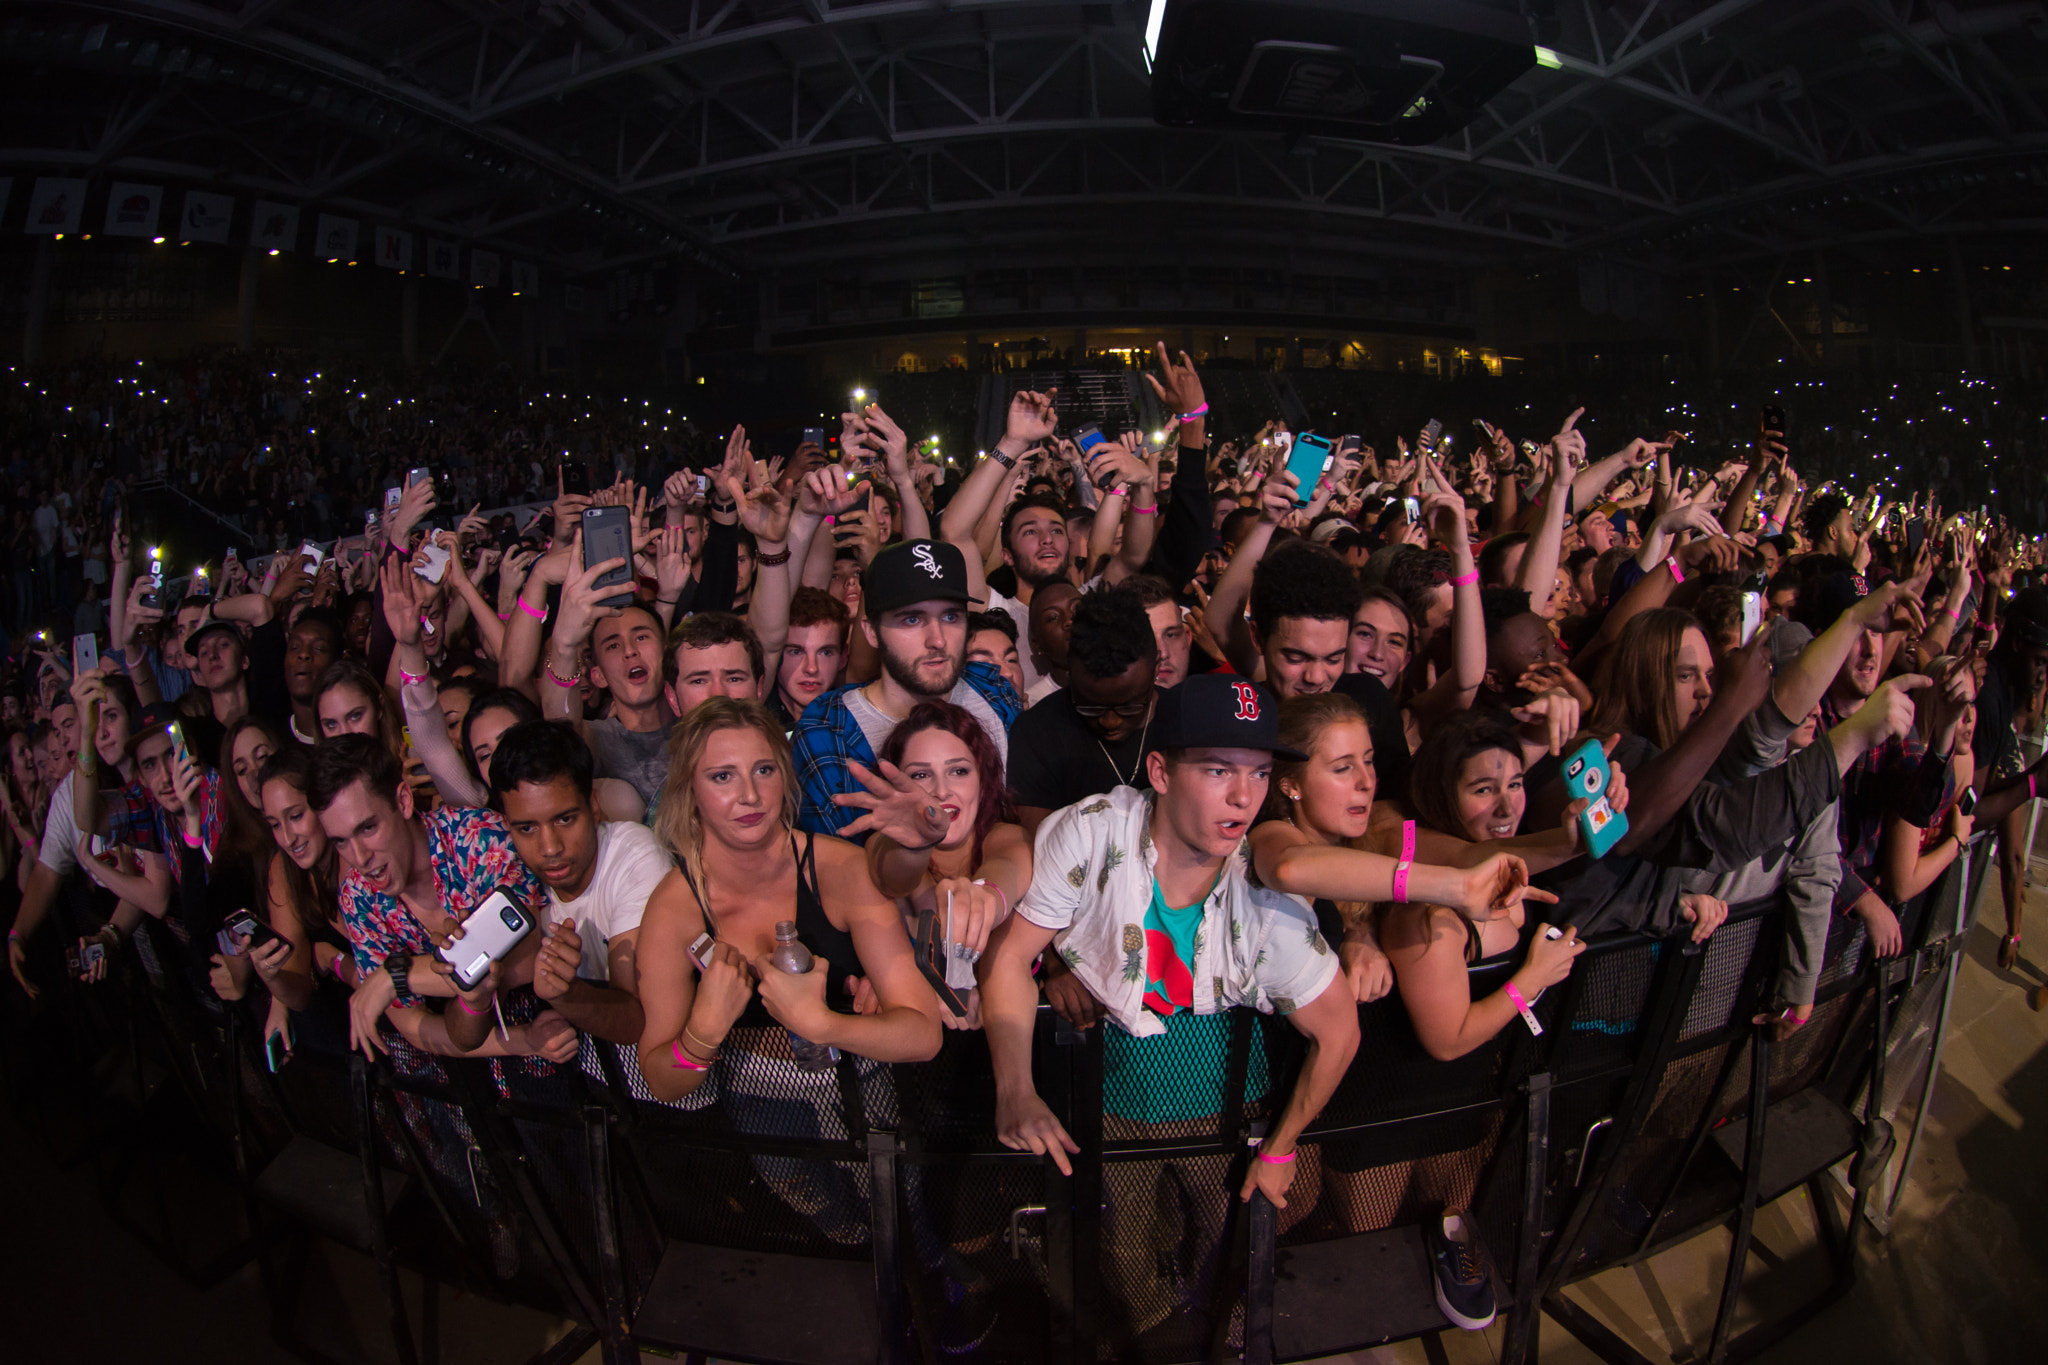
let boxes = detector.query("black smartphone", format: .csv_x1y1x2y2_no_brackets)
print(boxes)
580,505,635,608
141,557,164,611
1906,518,1928,560
263,1029,290,1074
406,466,432,490
218,909,281,956
1760,405,1786,435
913,905,971,1019
801,426,825,450
561,462,592,496
1958,787,1978,818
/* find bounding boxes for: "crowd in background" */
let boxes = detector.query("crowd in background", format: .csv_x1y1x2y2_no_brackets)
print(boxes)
6,337,2048,1336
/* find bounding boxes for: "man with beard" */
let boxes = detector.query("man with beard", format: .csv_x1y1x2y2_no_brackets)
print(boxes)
794,538,1021,840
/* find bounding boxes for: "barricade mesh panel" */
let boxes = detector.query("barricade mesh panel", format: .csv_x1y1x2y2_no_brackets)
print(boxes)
1568,1046,1727,1274
898,1154,1051,1363
1551,937,1656,1076
1098,1150,1241,1362
1680,916,1763,1041
1768,989,1853,1100
1816,913,1869,995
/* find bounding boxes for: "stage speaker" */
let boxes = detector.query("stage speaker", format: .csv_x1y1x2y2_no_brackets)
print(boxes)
1145,0,1538,145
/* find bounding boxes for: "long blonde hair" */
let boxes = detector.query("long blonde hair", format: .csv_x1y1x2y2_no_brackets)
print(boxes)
654,697,801,899
1264,693,1378,927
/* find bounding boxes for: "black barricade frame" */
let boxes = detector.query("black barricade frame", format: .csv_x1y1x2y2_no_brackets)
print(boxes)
3,836,1993,1365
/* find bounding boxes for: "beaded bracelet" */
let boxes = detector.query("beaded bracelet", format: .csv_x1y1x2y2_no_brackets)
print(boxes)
544,656,584,689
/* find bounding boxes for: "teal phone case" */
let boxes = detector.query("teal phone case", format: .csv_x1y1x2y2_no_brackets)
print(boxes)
1564,739,1627,859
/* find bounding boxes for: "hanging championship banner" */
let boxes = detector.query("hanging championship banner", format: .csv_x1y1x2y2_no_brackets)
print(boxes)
425,238,459,279
251,200,300,251
180,191,235,243
315,213,358,260
24,177,86,234
104,182,164,237
374,225,413,271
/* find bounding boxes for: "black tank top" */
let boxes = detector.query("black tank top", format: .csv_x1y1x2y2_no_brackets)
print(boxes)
680,832,863,1021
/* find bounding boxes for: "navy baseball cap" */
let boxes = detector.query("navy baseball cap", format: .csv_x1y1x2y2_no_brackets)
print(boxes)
1152,675,1306,760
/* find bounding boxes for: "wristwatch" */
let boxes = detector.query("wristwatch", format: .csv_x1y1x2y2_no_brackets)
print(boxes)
384,950,416,1007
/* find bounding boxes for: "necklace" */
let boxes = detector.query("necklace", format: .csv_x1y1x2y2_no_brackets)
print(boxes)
1097,716,1150,789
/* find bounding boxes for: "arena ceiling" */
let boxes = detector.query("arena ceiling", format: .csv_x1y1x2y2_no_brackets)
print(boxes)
7,0,2048,285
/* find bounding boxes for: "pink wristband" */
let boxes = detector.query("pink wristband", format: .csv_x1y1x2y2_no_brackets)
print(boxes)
517,594,547,620
1940,605,1961,623
1665,555,1684,584
1451,568,1479,587
2031,773,2038,802
1256,1149,1296,1165
1504,981,1544,1036
398,668,425,687
455,993,488,1017
1133,504,1160,515
671,1038,708,1071
1392,820,1416,904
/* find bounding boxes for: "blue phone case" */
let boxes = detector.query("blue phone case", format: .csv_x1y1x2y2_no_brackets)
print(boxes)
1563,738,1627,859
1284,433,1335,506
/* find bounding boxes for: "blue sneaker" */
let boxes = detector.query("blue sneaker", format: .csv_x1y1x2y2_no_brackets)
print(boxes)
1425,1208,1497,1331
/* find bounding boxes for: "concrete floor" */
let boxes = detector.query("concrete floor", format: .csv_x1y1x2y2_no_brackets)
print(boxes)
6,887,2044,1365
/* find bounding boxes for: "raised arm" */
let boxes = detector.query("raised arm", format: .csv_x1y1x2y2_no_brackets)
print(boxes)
1515,413,1581,616
1205,461,1295,675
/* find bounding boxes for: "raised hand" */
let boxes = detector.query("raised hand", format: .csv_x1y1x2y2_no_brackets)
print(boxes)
1144,342,1206,418
379,553,425,648
531,919,584,1003
831,760,951,849
1004,389,1061,447
552,466,593,542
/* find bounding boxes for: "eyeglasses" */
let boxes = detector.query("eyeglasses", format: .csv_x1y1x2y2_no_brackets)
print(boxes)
1071,698,1152,719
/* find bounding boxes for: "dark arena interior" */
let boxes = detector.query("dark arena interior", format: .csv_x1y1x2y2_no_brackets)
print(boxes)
7,1,2048,1362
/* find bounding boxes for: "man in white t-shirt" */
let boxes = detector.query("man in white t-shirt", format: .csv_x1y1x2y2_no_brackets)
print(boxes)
489,720,668,1045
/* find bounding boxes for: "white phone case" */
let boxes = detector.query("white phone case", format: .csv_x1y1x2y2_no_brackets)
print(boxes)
437,891,533,989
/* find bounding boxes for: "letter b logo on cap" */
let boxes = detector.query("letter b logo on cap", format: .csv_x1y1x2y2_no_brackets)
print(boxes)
1231,682,1259,722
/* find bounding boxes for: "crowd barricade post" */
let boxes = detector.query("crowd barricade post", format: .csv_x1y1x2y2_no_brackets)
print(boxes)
1521,845,1986,1365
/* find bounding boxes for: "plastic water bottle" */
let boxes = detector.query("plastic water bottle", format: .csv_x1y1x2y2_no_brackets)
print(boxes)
767,920,840,1072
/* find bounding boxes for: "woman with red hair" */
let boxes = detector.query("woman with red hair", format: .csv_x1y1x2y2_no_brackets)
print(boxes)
837,699,1033,1029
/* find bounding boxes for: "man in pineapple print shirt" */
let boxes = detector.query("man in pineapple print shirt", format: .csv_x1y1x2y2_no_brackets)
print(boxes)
978,674,1361,1215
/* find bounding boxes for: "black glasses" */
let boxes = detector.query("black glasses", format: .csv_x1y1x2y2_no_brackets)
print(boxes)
1071,698,1152,719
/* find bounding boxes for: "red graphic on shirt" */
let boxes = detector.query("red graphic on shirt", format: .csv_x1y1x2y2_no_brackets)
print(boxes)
1142,927,1196,1014
1231,682,1259,722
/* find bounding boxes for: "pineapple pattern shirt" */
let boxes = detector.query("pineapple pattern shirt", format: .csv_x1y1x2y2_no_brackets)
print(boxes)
1016,785,1338,1039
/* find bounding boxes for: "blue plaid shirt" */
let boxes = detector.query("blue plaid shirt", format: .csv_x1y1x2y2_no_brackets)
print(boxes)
793,661,1021,841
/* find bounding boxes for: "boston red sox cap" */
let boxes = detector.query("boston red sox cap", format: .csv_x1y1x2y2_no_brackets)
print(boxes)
864,538,973,616
1152,675,1306,760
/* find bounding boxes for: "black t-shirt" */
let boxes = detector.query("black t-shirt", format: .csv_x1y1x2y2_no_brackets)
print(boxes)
1006,687,1161,811
1332,672,1413,804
